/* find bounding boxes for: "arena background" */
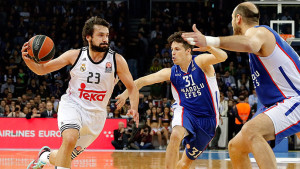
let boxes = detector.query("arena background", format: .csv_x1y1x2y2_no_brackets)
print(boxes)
1,0,300,168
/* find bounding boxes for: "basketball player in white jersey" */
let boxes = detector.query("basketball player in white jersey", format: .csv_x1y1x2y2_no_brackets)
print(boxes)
21,17,139,169
116,31,227,169
182,2,300,169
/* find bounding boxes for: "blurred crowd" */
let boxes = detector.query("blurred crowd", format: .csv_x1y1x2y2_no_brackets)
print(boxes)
1,0,300,150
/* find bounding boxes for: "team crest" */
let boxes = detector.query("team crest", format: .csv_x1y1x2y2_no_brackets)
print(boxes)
105,62,112,73
80,64,86,72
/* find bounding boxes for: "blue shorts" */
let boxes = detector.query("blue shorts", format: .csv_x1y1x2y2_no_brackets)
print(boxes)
181,111,217,160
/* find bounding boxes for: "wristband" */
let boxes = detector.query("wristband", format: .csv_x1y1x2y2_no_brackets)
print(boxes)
205,36,220,47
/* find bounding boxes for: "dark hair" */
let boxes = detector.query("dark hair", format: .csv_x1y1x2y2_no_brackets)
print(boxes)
235,4,260,24
167,31,193,50
239,95,245,101
82,16,110,46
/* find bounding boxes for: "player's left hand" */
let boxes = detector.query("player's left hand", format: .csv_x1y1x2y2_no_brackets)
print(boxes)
127,109,139,128
182,24,207,47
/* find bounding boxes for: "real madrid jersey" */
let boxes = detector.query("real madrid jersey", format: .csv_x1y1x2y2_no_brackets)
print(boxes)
170,55,219,118
249,25,300,107
63,47,118,112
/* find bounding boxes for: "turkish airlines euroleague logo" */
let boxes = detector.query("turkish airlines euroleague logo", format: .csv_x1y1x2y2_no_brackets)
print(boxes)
78,83,106,101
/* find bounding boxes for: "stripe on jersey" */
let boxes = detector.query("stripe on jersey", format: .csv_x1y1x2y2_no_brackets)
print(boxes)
285,102,300,116
279,66,300,95
255,55,286,98
276,42,300,75
204,75,218,127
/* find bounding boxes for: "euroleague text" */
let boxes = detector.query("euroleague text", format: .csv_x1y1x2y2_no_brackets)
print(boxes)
78,83,106,101
0,130,61,137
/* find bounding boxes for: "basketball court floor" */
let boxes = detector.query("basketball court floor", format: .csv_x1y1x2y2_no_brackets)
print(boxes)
1,149,300,169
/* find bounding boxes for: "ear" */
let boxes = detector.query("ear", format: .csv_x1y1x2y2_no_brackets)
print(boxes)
236,14,242,24
86,35,91,43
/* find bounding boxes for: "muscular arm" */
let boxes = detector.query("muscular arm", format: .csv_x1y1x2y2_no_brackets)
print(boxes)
115,54,139,111
22,42,79,75
219,27,269,55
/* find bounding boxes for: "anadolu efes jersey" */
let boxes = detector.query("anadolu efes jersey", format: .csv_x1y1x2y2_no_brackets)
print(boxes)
63,47,118,112
249,25,300,107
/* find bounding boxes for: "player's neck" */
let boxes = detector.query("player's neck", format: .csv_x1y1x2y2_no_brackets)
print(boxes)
179,54,192,72
89,50,106,62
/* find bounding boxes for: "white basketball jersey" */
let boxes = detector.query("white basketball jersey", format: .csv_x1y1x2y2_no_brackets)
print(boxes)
63,47,118,112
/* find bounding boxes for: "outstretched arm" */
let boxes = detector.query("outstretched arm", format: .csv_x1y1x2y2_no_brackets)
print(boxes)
115,68,171,109
21,42,78,75
182,24,266,55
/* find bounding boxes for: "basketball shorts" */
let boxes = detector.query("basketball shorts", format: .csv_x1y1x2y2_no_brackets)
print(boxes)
172,105,217,160
255,96,300,146
57,95,107,159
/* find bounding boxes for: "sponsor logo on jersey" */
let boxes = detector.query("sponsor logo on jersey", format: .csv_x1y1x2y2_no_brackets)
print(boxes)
78,83,106,101
105,62,112,73
175,74,181,76
80,64,86,72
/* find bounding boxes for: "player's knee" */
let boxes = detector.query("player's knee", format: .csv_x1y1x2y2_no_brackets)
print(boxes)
62,133,78,147
228,139,238,153
169,132,182,145
241,123,258,143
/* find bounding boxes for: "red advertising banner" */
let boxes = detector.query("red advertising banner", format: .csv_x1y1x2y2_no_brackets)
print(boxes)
0,118,126,149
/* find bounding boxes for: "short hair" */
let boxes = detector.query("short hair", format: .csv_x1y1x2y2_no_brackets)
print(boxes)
235,4,260,24
82,16,110,46
239,95,245,101
167,31,193,50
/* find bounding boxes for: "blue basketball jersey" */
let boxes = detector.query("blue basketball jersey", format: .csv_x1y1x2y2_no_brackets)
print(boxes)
170,55,219,118
249,25,300,107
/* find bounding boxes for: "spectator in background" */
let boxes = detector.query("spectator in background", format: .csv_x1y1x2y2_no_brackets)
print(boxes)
1,78,14,94
3,105,11,117
7,104,26,117
248,89,258,108
107,105,114,118
147,106,163,149
219,92,228,117
223,71,236,89
237,73,250,91
14,77,25,97
130,125,153,150
111,122,128,150
0,100,6,117
41,102,57,118
233,95,251,135
26,107,41,119
227,99,236,141
113,108,122,118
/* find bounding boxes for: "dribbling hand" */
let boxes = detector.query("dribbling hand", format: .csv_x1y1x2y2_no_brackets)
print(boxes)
182,24,207,47
127,109,139,128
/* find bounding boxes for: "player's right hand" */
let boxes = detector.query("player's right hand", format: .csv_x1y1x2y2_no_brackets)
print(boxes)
21,42,31,61
182,24,207,47
115,94,127,110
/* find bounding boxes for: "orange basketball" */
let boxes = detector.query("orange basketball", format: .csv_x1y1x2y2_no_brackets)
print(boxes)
27,35,55,64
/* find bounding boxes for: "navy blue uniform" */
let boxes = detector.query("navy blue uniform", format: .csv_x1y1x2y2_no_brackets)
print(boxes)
170,55,220,160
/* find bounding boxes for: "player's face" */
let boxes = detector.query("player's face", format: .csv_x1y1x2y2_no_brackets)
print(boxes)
232,11,242,35
90,25,109,52
171,42,190,65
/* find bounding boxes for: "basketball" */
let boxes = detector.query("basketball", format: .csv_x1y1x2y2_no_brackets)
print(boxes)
27,35,55,64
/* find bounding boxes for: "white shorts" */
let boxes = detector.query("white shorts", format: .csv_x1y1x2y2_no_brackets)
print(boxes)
57,95,107,159
263,96,300,145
